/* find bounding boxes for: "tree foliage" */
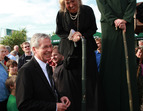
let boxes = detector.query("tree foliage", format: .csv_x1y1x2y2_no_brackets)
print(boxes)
0,28,27,54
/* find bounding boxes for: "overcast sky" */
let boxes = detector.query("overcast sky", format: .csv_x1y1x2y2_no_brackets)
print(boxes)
0,0,142,37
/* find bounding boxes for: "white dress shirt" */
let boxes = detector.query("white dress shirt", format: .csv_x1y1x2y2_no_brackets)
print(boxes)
34,56,52,86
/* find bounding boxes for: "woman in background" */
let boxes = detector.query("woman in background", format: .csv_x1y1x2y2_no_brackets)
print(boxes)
135,47,143,109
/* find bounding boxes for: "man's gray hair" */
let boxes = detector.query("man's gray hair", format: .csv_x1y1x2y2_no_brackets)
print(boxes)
5,45,11,53
30,33,51,53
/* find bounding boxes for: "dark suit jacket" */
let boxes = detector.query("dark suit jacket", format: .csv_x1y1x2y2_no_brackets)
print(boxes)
16,57,60,111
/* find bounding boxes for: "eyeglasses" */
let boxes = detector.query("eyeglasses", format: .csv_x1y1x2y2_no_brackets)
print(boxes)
24,46,30,48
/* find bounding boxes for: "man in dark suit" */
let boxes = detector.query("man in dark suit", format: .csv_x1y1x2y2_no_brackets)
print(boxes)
16,33,70,111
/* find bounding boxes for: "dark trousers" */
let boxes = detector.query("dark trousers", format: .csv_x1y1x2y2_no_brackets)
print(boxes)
0,99,8,111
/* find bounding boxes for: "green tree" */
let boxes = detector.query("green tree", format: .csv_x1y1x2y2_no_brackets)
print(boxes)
0,28,27,55
48,31,55,37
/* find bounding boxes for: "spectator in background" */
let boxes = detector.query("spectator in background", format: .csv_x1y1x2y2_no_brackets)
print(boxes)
135,47,143,110
5,46,11,56
51,46,64,70
136,47,143,64
51,46,65,92
5,46,16,61
10,50,17,57
18,42,32,69
6,60,18,77
13,45,20,63
135,47,143,78
13,45,20,56
138,40,143,48
0,44,9,111
5,75,18,111
95,37,101,72
3,56,10,66
51,46,80,111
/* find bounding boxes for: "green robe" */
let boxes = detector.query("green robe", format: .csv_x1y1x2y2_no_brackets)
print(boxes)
96,0,139,111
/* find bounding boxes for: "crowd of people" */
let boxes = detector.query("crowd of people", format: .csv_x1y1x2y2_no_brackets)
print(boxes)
0,0,142,111
0,42,33,111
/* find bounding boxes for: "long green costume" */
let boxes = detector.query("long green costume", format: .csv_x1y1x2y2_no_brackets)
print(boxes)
96,0,139,111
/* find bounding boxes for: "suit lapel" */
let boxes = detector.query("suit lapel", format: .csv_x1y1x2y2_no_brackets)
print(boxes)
32,58,54,93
